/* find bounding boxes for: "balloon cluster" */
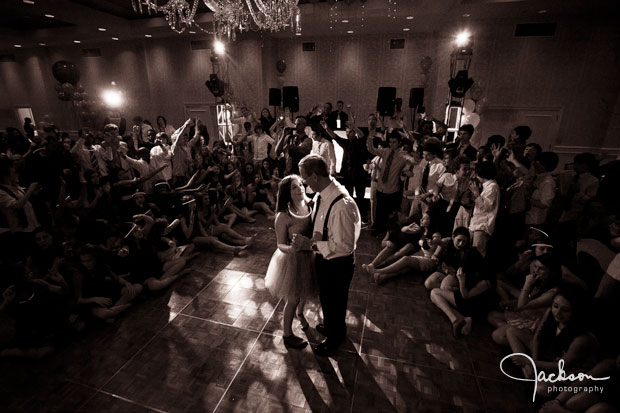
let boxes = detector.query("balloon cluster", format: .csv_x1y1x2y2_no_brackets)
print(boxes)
54,82,87,102
461,85,485,128
51,60,99,123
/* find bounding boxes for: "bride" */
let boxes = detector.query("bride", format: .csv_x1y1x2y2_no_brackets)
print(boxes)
265,175,316,349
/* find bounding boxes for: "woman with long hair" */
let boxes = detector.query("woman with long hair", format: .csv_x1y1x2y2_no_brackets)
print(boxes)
264,175,316,349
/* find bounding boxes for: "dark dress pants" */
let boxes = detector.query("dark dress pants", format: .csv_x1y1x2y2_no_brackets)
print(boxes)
315,253,355,342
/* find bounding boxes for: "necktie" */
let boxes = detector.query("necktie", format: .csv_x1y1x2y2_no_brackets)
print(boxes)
382,150,394,184
312,194,321,228
421,161,430,191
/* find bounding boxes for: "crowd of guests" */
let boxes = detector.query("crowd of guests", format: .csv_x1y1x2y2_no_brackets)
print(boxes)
360,117,620,410
1,102,620,411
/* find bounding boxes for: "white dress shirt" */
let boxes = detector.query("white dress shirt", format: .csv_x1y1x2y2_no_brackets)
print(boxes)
150,144,173,182
313,179,361,260
469,179,500,235
311,138,337,175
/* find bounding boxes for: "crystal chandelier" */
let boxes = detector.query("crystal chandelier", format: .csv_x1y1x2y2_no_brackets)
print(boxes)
132,0,301,40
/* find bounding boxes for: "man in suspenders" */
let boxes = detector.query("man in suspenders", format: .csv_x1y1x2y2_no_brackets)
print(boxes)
294,154,361,355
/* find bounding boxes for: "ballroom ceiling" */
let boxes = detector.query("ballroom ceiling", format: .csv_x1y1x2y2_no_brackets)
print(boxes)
0,0,617,50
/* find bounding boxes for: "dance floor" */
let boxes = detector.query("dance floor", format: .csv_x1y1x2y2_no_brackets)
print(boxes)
1,216,535,412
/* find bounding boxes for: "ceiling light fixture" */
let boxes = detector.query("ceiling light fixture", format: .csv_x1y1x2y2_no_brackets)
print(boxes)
39,43,46,46
144,34,152,37
73,40,81,43
538,9,547,14
14,44,22,48
403,28,410,31
462,13,471,17
189,30,196,33
406,16,413,20
131,0,301,41
98,27,107,31
341,19,349,23
112,37,119,40
295,32,301,36
44,13,54,18
347,30,354,34
23,0,35,4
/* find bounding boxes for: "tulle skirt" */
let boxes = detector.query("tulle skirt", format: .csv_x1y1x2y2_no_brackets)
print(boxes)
265,249,316,300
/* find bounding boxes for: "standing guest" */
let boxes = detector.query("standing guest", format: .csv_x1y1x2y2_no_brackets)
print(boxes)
275,116,312,175
259,108,275,136
23,118,35,141
468,161,500,257
447,124,478,161
294,154,361,355
156,115,176,137
149,133,173,183
249,124,275,171
171,119,200,186
323,120,370,221
265,175,315,349
507,125,532,157
367,131,410,234
525,152,559,231
410,140,445,218
0,157,40,262
332,101,349,130
312,123,337,175
322,102,337,131
132,116,153,146
70,130,114,178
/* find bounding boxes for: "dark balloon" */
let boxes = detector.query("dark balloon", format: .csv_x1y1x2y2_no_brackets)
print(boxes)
52,61,81,86
276,60,286,74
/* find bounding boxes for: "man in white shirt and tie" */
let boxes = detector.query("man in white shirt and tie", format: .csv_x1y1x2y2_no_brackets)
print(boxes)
294,154,361,355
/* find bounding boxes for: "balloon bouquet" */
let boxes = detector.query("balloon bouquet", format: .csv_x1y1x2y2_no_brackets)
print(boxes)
52,61,100,128
460,85,485,128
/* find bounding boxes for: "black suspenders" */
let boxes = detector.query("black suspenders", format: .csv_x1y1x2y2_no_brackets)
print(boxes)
322,194,345,241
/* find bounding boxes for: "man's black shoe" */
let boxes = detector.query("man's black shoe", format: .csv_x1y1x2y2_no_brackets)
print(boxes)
313,338,341,356
315,323,328,336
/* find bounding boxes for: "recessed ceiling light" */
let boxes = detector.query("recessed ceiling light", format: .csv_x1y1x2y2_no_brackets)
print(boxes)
347,30,354,34
403,28,410,31
39,43,46,46
73,40,81,43
23,0,35,4
14,44,22,48
295,32,301,36
189,30,196,34
538,9,547,13
44,13,54,18
462,13,471,17
406,16,414,20
112,37,119,40
144,34,152,38
341,19,349,23
98,27,106,32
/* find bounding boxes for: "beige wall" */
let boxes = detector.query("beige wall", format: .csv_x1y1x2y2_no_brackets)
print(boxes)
1,14,619,160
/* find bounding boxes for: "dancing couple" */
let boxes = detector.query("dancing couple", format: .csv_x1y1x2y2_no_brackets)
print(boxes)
265,154,361,355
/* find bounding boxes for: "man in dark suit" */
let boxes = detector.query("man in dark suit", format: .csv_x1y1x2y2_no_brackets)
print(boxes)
447,124,478,161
